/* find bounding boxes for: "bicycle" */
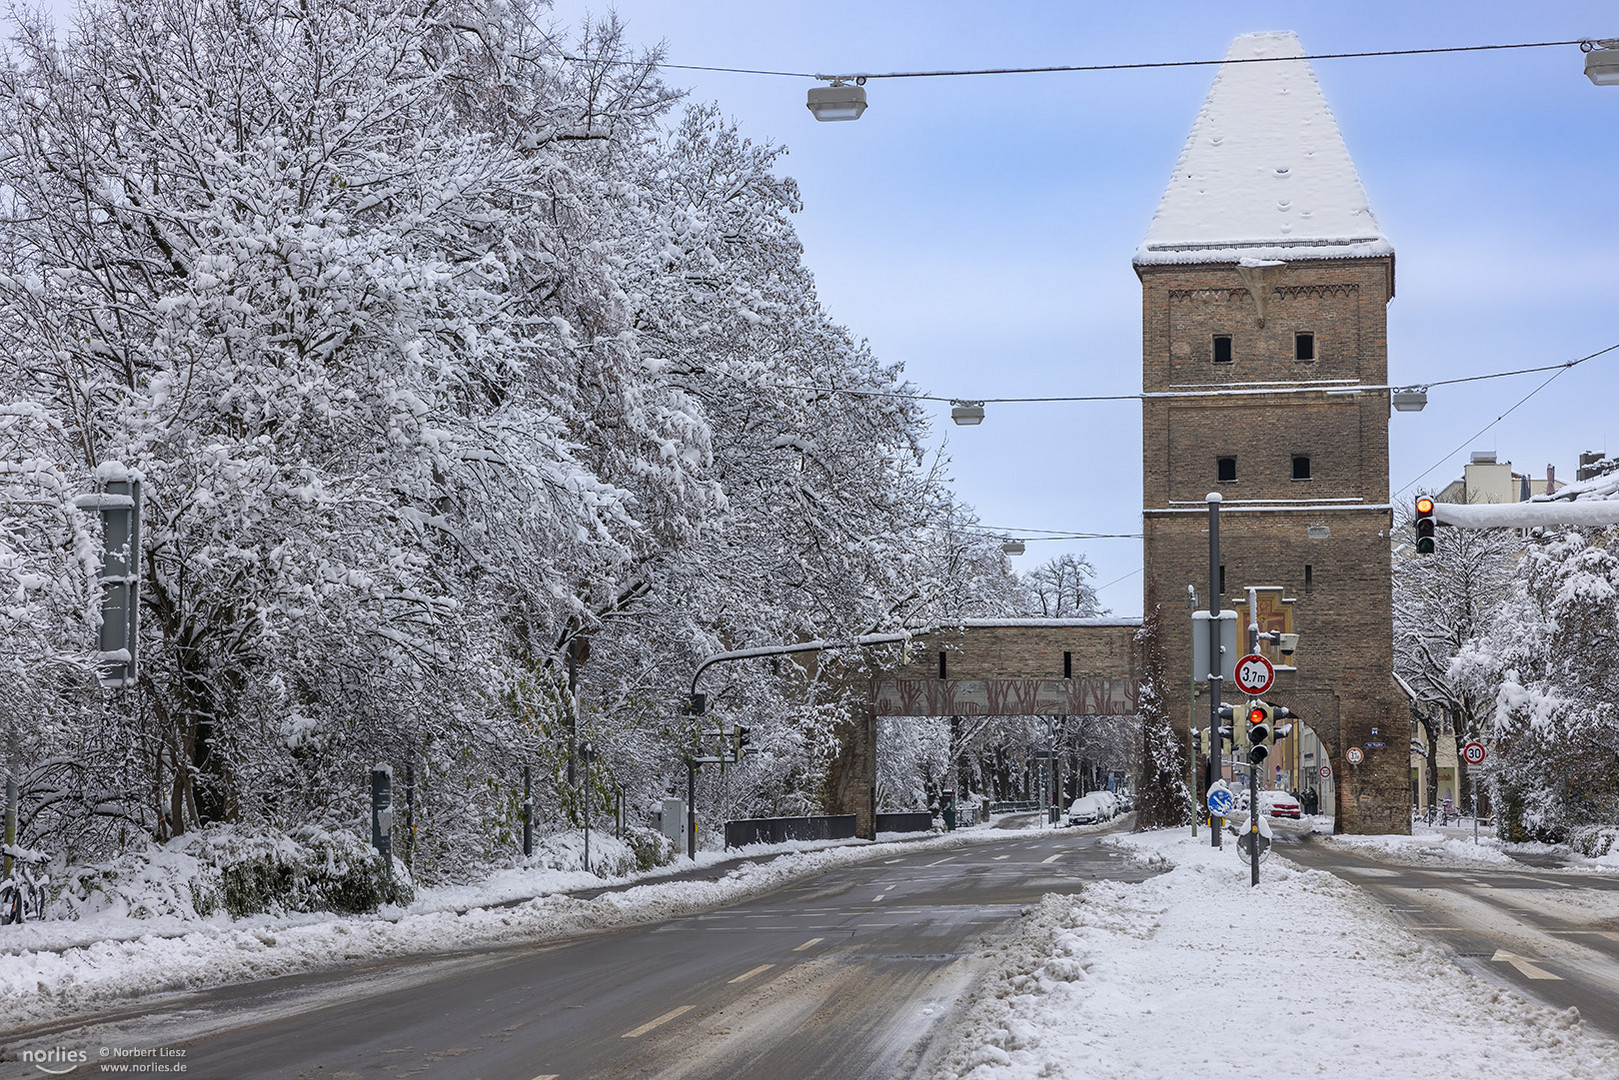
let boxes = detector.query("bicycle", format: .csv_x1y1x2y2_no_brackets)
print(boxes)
0,846,49,924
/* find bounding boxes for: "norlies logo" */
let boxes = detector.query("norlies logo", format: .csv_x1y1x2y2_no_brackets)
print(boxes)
21,1046,89,1075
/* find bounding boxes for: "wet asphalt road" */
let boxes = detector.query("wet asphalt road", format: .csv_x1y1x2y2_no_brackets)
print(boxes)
4,823,1154,1080
1276,832,1619,1038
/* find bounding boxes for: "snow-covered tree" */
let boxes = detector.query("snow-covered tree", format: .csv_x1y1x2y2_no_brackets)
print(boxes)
1133,606,1191,828
1393,501,1518,810
1454,525,1619,841
1020,553,1105,618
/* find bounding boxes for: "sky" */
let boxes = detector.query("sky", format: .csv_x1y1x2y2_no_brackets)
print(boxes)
28,0,1619,617
527,1,1619,617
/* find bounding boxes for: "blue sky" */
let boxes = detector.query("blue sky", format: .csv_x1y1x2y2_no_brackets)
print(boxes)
32,0,1619,616
536,1,1618,616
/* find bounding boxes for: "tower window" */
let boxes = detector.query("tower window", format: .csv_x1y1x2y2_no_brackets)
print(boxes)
1305,564,1313,596
939,652,947,679
1213,335,1233,364
1217,456,1237,483
1292,455,1312,480
1063,651,1072,679
1295,332,1315,361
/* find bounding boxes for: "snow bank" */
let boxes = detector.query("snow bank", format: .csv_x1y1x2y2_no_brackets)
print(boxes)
929,831,1619,1079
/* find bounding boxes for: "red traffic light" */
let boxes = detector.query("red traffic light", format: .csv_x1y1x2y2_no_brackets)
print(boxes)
1247,705,1267,726
1415,496,1435,515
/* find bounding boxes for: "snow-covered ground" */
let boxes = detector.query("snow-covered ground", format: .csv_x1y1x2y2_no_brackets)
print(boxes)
929,830,1619,1079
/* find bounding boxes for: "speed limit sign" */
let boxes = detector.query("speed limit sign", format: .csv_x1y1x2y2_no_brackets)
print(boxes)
1234,653,1275,695
1462,741,1487,766
1318,764,1331,779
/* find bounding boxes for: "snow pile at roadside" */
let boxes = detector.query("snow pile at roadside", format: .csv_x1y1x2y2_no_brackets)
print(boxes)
0,826,1009,1027
1323,830,1518,868
930,831,1619,1080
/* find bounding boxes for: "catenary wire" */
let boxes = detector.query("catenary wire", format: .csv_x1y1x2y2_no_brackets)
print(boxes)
775,342,1619,408
565,38,1595,82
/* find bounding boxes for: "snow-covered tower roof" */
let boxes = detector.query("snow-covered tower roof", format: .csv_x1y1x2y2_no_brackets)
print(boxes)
1135,31,1391,267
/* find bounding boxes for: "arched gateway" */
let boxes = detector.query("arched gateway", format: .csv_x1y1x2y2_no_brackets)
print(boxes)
821,620,1142,839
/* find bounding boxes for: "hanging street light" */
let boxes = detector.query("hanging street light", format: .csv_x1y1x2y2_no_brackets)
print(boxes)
1391,387,1428,412
1001,539,1026,556
1585,40,1619,86
950,400,985,425
807,77,868,121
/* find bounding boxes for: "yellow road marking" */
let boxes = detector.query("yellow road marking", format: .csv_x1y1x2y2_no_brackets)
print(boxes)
794,937,823,951
728,964,775,984
623,1005,694,1038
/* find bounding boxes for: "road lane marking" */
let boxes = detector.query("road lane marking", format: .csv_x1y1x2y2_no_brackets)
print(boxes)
884,858,903,864
1491,950,1561,980
532,1075,559,1080
924,856,958,866
1545,929,1619,941
794,937,824,951
623,1006,694,1038
993,855,1011,861
728,964,776,984
1041,853,1062,864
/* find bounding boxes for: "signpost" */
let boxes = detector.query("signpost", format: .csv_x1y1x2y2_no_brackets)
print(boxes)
1318,764,1331,779
1234,653,1275,696
1345,747,1364,766
1206,785,1234,818
1462,741,1487,766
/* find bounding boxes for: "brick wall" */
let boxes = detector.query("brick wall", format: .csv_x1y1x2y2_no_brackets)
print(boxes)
1139,257,1410,835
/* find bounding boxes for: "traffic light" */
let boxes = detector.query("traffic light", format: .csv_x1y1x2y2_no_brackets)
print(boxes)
1415,495,1436,555
1245,701,1272,763
733,725,752,760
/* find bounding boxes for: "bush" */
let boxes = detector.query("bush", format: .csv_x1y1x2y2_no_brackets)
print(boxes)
57,823,411,921
1569,826,1619,859
620,825,679,872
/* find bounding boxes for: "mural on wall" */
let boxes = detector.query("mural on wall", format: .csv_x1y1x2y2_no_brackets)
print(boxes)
871,677,1139,717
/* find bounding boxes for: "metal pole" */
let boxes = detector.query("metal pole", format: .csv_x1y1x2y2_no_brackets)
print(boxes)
404,760,415,869
582,753,590,873
1247,586,1260,887
4,719,17,879
1187,586,1198,837
522,764,531,858
690,760,701,860
1473,773,1480,845
1207,493,1223,848
566,645,578,800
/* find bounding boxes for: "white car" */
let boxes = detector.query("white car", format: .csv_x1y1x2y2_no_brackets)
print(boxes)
1067,793,1115,826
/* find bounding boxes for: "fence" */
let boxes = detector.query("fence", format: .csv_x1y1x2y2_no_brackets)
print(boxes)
723,815,857,848
874,811,933,834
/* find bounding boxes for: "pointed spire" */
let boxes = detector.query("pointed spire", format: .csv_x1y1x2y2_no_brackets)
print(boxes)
1136,32,1392,266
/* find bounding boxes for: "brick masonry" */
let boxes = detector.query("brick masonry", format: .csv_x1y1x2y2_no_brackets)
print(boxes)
1138,257,1410,834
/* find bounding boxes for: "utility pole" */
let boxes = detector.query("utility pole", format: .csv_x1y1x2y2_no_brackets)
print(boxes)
1207,493,1223,849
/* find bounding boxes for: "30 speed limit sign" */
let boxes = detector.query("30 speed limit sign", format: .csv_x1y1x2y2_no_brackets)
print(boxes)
1462,741,1488,766
1234,653,1275,695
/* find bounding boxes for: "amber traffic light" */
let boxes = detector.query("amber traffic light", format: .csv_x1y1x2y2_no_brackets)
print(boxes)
1415,496,1436,555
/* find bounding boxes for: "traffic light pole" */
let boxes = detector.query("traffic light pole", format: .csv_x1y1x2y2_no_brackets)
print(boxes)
1207,493,1223,849
1247,586,1261,886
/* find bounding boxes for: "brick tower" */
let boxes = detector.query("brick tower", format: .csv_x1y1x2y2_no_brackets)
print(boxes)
1136,32,1408,833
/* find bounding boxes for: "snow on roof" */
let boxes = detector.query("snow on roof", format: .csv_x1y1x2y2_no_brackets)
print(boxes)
1136,31,1392,267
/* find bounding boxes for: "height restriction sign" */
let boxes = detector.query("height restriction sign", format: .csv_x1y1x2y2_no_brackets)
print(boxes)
1235,653,1275,696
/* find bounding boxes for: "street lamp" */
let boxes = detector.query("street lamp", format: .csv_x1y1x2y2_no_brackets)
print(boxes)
1391,387,1428,412
807,77,868,121
950,400,985,425
1001,539,1025,556
1585,41,1619,86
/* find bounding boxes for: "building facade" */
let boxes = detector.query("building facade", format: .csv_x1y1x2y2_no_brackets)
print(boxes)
1137,32,1409,833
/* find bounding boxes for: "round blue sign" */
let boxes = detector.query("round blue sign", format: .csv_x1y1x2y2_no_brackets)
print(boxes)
1207,787,1234,815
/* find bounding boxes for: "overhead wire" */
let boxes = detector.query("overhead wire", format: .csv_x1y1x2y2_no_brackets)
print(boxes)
1394,341,1619,497
567,38,1596,82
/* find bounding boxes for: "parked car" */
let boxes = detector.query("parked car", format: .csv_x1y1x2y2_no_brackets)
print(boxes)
1242,789,1302,819
1067,793,1115,826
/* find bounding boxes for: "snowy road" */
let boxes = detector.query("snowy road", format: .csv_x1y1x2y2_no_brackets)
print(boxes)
1277,833,1619,1038
2,827,1154,1080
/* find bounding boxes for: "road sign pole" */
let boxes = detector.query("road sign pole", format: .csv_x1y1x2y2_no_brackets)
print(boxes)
1207,494,1223,849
